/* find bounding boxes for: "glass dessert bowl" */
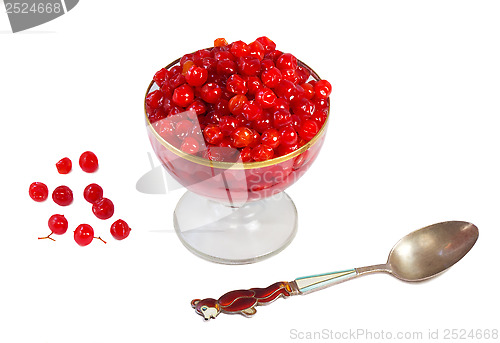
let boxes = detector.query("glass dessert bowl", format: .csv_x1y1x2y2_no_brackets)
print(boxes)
144,40,330,264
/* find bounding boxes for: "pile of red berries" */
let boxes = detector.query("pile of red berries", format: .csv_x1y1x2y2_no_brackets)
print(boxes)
146,37,331,163
29,151,131,246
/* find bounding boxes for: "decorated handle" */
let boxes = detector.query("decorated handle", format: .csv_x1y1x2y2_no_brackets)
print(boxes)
294,268,358,294
191,281,296,321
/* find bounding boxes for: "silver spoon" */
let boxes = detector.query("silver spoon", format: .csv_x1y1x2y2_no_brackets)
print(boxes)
191,221,478,320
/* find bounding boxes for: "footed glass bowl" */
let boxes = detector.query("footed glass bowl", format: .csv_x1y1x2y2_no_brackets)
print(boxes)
145,57,329,264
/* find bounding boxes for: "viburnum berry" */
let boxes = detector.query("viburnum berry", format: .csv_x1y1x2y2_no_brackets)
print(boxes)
185,65,208,87
255,88,277,109
74,224,106,246
29,182,48,202
219,116,238,136
231,127,255,148
181,136,200,154
276,53,298,70
314,80,332,99
146,90,163,109
260,67,282,88
203,124,224,145
110,219,131,240
83,183,104,204
240,101,263,121
280,126,299,146
261,128,281,149
153,68,170,87
172,84,195,107
200,83,222,104
92,198,114,220
79,151,98,173
226,74,247,95
38,214,68,241
255,36,276,53
251,144,274,161
298,119,320,141
55,157,72,174
52,185,73,206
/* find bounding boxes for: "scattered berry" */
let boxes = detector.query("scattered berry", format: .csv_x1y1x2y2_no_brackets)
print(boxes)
38,214,69,241
74,224,106,246
55,157,72,174
29,182,49,202
110,219,131,240
92,198,114,220
52,185,73,206
83,183,104,204
79,151,99,173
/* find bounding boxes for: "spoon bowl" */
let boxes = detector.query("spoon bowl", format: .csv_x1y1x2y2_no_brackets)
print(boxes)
387,221,479,281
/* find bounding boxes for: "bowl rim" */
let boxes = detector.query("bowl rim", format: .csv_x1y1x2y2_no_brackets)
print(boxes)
144,54,330,170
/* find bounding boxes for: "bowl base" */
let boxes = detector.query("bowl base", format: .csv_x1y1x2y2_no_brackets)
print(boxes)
173,191,298,264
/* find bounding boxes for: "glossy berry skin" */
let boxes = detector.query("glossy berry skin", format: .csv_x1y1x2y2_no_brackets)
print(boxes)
79,151,99,173
280,126,299,146
181,137,200,154
52,185,73,206
172,84,195,107
200,83,222,104
255,88,277,109
240,101,263,121
273,109,293,128
261,67,282,88
48,214,68,235
260,128,281,149
251,144,274,161
55,157,72,174
239,146,253,162
29,182,48,202
185,66,208,87
276,53,298,70
153,68,170,86
92,198,114,220
74,224,94,246
237,57,261,76
83,183,103,204
292,97,315,118
298,120,320,141
226,74,247,95
110,219,131,240
314,80,332,99
219,116,238,136
203,124,224,145
145,90,163,109
231,127,255,148
255,36,276,53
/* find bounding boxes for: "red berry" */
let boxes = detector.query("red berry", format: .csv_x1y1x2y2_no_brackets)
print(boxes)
245,76,263,95
214,37,228,47
301,83,315,100
110,219,131,240
228,95,248,115
48,214,68,235
261,128,281,149
55,157,72,174
231,127,254,148
230,40,250,58
219,116,238,136
255,88,277,109
226,74,247,95
249,40,265,60
153,68,170,86
74,224,106,246
273,109,293,128
83,183,103,204
181,136,200,154
185,66,208,87
79,151,99,173
314,80,332,99
280,126,299,146
175,120,194,140
52,185,73,206
237,56,261,76
216,59,237,75
261,67,282,88
172,84,195,107
29,182,48,202
252,112,273,133
186,99,207,116
239,146,253,162
292,97,315,118
255,36,276,53
277,143,299,156
251,144,274,161
260,58,275,72
240,101,263,121
145,90,163,109
92,198,114,220
203,124,224,145
276,53,298,70
298,120,320,141
200,83,222,103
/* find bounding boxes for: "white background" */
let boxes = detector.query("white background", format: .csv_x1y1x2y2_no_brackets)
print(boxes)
1,1,499,342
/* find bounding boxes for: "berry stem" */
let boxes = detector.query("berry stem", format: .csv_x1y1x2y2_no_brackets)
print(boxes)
94,236,107,244
38,232,56,242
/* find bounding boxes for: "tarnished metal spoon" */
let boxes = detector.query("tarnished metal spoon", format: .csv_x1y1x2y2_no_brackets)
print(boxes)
191,221,478,320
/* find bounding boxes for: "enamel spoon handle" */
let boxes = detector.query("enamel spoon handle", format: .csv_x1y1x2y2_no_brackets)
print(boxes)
191,264,388,320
